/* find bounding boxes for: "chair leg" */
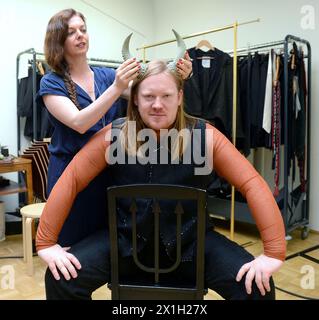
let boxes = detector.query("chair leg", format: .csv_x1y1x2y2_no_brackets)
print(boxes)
25,217,33,276
22,216,26,262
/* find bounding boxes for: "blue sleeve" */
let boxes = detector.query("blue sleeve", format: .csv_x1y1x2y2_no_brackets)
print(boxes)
102,67,116,87
38,73,69,98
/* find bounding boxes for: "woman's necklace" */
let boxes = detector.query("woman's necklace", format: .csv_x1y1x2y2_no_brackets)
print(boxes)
94,78,106,127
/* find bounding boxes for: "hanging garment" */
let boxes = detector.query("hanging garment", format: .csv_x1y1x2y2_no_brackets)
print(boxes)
17,65,54,139
287,42,307,190
298,54,307,192
272,79,281,197
249,52,270,148
238,54,253,156
184,47,245,142
262,50,273,134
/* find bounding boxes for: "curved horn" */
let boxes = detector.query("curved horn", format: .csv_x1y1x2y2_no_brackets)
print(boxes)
172,29,187,61
167,29,187,71
122,33,133,61
121,33,148,78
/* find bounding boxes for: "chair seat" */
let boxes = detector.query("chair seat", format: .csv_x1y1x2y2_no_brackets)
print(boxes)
108,278,196,289
20,202,46,218
20,202,46,276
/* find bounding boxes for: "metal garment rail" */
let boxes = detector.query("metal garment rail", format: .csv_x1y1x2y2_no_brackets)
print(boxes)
136,19,260,240
16,48,123,154
226,39,285,54
217,36,311,238
283,35,311,236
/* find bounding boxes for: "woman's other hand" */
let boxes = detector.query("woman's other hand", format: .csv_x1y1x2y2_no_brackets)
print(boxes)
176,51,193,80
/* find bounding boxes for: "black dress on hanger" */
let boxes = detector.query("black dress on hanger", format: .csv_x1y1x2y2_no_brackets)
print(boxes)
184,47,245,143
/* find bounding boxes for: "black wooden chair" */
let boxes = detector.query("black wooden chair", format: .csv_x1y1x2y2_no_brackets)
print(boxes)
107,184,207,300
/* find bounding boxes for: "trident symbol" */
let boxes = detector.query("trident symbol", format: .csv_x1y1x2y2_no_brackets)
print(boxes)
130,198,184,283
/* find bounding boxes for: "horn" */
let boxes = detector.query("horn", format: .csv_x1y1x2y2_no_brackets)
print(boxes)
122,33,133,61
167,29,187,71
121,33,147,79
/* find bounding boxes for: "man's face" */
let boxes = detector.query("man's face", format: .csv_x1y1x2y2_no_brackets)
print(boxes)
134,73,183,132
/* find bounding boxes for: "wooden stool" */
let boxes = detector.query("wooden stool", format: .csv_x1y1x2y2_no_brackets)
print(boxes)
20,203,46,276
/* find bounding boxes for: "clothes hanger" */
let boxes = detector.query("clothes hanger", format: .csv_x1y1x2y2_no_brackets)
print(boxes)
196,39,214,50
195,39,215,59
36,61,45,76
274,55,281,86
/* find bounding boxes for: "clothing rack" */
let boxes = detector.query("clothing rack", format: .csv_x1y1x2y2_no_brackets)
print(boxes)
136,30,311,239
136,19,260,240
284,35,311,238
230,35,311,238
136,19,260,60
226,40,285,54
227,39,309,58
207,35,311,239
16,48,123,154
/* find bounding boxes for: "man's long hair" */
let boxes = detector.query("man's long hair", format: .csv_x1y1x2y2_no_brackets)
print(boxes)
121,60,196,160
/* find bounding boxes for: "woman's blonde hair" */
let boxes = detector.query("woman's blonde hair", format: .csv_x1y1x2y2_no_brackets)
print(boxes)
121,60,196,160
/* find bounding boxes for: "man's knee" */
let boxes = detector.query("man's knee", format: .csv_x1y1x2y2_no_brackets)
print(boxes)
45,267,95,300
44,268,71,300
43,230,111,300
241,275,276,300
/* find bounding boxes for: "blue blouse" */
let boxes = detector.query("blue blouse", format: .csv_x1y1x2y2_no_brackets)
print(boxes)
38,66,126,156
38,67,126,245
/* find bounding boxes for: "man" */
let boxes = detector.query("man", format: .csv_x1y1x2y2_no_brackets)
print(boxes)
37,59,286,300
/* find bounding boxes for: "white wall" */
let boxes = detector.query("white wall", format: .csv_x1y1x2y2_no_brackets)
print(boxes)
152,0,319,231
0,0,154,211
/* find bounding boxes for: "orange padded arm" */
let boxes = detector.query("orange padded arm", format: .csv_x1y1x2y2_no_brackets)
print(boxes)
207,123,286,261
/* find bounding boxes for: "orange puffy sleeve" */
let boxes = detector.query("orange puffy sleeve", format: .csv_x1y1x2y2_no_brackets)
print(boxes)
36,124,112,251
207,123,286,261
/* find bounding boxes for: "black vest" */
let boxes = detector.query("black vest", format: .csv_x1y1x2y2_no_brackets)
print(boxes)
109,118,214,261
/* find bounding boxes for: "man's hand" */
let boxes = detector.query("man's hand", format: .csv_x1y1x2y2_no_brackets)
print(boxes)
38,244,82,281
236,254,283,296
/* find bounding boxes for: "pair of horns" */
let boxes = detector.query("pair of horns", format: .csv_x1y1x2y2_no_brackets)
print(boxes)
121,29,186,78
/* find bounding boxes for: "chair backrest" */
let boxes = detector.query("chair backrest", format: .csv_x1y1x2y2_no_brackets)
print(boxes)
20,141,49,202
107,184,207,300
20,153,47,201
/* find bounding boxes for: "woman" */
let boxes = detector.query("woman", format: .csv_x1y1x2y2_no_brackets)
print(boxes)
38,8,193,246
37,59,286,300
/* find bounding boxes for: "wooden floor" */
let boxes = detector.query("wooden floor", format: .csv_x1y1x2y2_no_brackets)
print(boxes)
0,219,318,300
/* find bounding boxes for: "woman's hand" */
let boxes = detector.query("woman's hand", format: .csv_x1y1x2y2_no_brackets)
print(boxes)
176,51,193,80
114,58,140,91
236,254,283,296
38,244,82,281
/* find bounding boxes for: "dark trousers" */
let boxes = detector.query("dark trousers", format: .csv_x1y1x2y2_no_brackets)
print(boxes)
45,229,275,300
